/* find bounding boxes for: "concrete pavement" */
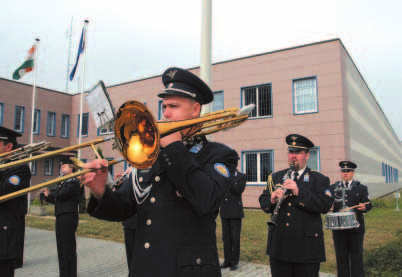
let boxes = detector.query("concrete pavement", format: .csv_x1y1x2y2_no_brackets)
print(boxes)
16,227,336,276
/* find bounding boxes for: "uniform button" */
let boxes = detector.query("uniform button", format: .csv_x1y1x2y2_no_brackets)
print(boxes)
286,223,289,227
144,242,150,249
155,176,160,182
163,153,168,157
315,233,318,237
225,198,228,201
168,162,172,166
290,193,293,196
165,158,169,162
288,203,292,206
196,258,202,265
346,200,348,202
287,213,291,216
150,197,156,203
146,219,152,226
139,177,143,182
3,226,7,230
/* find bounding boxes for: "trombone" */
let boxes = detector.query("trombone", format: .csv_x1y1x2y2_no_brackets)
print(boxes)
0,141,51,164
0,100,254,203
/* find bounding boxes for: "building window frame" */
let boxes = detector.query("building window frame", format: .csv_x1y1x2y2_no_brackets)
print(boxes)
44,158,53,176
14,105,25,133
241,83,273,119
77,113,89,137
293,76,318,115
241,149,274,186
0,103,4,126
33,109,41,135
47,111,56,137
307,146,321,171
31,160,37,176
61,114,70,138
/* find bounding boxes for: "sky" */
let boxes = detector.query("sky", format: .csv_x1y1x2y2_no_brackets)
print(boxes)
1,0,402,139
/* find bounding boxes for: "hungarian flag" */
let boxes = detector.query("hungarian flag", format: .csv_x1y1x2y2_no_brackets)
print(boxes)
13,45,36,80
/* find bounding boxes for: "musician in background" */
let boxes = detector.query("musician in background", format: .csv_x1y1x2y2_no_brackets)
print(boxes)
259,134,333,277
41,158,81,277
81,67,240,277
329,161,372,277
0,126,31,277
219,170,246,271
112,167,137,275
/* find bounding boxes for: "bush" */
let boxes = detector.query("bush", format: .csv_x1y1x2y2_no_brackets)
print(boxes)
371,198,389,208
364,230,402,275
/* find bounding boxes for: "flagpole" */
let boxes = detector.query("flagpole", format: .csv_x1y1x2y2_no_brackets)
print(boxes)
28,37,40,214
78,19,89,161
65,17,73,94
200,0,212,115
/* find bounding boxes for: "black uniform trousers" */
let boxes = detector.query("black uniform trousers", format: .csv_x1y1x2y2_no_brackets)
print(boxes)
15,215,25,268
0,262,15,277
123,228,136,272
333,231,365,277
221,218,242,265
56,213,79,277
270,257,320,277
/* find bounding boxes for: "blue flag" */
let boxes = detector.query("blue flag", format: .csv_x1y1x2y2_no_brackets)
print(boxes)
69,26,86,81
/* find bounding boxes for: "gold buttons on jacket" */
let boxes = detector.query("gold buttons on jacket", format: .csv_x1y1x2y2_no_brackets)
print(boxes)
144,242,150,249
146,219,152,226
150,197,156,203
155,176,160,182
3,226,7,230
287,213,291,216
139,177,143,182
286,223,290,227
196,258,202,264
315,233,318,237
288,203,292,206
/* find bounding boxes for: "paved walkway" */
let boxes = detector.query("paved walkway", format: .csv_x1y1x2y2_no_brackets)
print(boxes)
16,227,336,276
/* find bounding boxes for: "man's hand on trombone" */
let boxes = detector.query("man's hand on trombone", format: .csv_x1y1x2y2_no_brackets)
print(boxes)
80,159,109,200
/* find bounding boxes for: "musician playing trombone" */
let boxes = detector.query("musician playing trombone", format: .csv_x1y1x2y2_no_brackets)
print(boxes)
259,134,334,277
41,158,81,277
328,161,372,277
0,126,31,277
81,67,240,277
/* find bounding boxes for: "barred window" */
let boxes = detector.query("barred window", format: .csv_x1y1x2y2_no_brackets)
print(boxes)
242,150,273,185
293,77,318,114
77,113,89,137
242,84,272,118
15,106,25,132
307,147,320,171
47,111,56,136
31,160,37,175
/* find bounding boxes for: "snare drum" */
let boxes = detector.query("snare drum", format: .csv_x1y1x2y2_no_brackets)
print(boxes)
324,211,360,230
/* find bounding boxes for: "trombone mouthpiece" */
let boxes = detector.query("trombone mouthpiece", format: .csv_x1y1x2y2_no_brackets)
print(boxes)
239,104,256,116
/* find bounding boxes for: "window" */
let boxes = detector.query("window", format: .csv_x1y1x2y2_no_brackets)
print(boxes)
158,100,163,120
0,103,3,126
14,106,25,132
31,160,37,175
242,84,272,118
205,91,224,113
44,158,53,176
61,114,70,138
98,122,113,135
293,77,318,114
77,113,89,137
307,147,320,171
47,111,56,136
33,109,40,134
242,150,273,185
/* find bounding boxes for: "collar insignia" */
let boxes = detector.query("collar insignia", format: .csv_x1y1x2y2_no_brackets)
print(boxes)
304,173,309,182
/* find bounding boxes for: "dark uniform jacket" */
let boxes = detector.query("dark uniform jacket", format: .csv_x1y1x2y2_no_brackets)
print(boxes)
219,171,246,219
0,164,31,261
329,180,372,233
259,167,333,263
44,177,81,216
88,137,239,277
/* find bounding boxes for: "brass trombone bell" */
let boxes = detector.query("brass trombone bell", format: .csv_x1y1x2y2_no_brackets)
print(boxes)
114,100,254,169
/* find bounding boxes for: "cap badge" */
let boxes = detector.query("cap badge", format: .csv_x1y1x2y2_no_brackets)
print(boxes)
292,142,296,146
166,69,177,79
291,136,298,141
168,83,174,88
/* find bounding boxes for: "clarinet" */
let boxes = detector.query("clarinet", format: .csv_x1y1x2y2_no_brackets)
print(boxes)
268,162,296,226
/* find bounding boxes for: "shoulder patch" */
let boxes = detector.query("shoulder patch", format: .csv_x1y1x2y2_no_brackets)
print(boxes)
214,163,229,177
189,144,203,153
9,175,21,186
325,189,332,197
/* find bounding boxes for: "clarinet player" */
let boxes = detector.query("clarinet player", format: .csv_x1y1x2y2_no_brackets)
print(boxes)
259,134,334,277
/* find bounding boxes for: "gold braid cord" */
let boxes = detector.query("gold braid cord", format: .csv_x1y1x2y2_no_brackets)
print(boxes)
266,174,274,194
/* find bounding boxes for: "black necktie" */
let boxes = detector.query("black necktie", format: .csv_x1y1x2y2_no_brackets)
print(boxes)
343,182,349,188
293,172,299,182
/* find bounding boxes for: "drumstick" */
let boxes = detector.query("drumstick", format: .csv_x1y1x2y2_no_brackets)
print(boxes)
343,202,370,210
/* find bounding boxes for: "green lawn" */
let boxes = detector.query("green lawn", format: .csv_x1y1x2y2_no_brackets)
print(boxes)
27,196,402,274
